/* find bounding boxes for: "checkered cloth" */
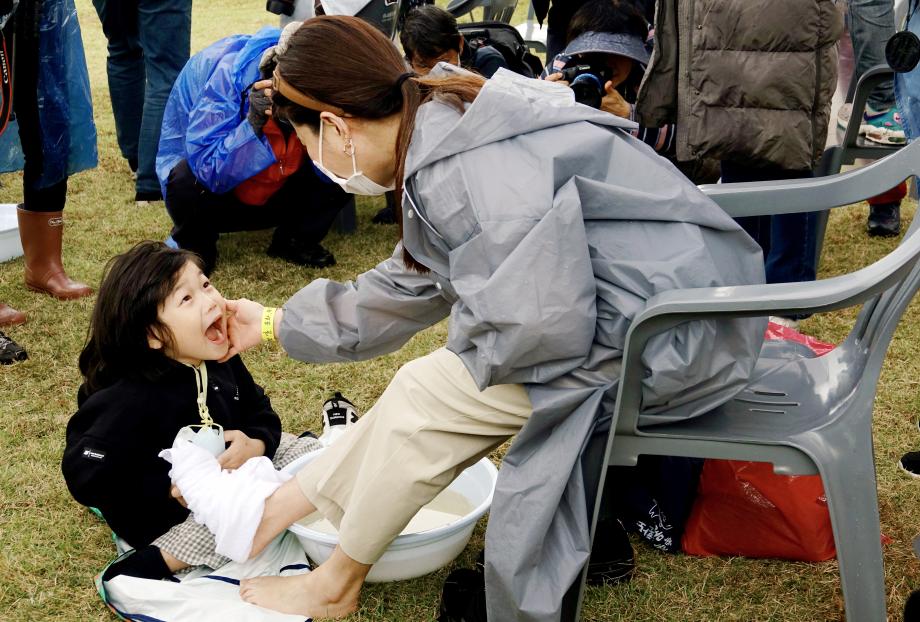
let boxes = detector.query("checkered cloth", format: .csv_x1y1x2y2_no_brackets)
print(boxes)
152,432,322,569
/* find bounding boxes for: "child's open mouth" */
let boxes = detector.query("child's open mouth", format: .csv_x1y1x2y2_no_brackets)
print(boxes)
205,314,226,345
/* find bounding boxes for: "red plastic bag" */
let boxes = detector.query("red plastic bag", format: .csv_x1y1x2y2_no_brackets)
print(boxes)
682,322,837,561
682,459,836,561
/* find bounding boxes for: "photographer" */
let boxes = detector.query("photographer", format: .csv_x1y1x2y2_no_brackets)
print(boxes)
544,0,675,154
400,5,507,77
156,23,350,274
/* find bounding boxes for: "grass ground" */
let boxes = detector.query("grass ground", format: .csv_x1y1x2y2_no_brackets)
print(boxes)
0,1,918,620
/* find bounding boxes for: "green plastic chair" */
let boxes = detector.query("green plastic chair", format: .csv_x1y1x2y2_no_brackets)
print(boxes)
572,138,920,622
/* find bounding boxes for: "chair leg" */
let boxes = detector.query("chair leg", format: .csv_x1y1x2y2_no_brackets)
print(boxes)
815,434,887,622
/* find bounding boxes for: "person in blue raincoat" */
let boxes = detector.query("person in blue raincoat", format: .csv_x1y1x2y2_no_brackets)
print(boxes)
156,24,350,274
173,17,766,620
0,0,97,361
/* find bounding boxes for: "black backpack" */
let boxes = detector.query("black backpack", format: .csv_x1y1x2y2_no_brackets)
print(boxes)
458,21,544,78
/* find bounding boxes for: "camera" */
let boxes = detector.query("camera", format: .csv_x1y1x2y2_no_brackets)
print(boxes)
552,54,613,109
266,0,295,16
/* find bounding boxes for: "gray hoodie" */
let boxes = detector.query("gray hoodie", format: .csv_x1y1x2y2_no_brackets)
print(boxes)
280,68,766,621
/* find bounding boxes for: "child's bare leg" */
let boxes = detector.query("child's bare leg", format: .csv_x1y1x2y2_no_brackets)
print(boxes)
248,477,318,559
240,545,370,618
160,549,191,573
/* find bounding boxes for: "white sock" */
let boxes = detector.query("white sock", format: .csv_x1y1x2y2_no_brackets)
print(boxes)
159,440,291,563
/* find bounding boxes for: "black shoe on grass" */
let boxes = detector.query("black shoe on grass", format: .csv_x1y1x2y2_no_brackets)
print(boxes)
0,331,27,365
372,204,398,224
867,203,901,237
905,589,920,622
899,451,920,478
438,524,634,622
268,238,336,268
135,190,163,204
586,516,635,585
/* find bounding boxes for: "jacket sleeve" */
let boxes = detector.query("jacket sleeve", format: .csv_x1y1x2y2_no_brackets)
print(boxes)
184,54,276,194
279,243,453,363
475,46,507,79
437,176,599,390
61,401,143,509
227,357,282,459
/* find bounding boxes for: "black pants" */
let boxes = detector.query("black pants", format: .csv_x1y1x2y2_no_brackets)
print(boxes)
6,0,67,213
164,159,349,270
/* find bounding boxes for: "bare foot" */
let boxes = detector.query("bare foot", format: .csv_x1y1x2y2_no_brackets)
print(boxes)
240,571,359,619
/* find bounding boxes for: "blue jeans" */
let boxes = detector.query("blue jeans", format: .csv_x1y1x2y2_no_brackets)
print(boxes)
92,0,191,195
847,0,897,111
722,163,820,315
894,0,920,140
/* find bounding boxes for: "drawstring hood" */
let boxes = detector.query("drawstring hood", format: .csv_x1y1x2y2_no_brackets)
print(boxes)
186,362,215,427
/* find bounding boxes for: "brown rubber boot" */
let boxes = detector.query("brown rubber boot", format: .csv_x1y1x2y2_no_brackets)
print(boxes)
17,207,93,300
0,302,26,327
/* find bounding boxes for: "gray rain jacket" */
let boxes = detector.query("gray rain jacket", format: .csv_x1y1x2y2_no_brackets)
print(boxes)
279,68,766,621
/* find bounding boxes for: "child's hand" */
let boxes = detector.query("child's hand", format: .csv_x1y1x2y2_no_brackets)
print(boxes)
219,298,265,361
170,484,188,508
218,430,266,470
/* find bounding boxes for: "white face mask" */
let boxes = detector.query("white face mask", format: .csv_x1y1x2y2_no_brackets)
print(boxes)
313,122,395,196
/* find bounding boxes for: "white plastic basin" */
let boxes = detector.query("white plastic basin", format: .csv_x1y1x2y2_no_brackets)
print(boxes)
282,450,497,582
0,203,23,263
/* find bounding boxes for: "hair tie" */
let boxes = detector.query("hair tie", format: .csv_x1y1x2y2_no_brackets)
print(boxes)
394,72,417,91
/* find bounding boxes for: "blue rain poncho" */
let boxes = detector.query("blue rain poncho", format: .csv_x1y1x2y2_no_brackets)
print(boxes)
155,27,282,198
0,0,97,183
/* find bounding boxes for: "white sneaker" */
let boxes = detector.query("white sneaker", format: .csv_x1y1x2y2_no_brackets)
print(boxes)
318,392,360,447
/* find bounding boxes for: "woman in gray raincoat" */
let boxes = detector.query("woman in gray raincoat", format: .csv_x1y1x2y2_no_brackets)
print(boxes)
223,16,766,622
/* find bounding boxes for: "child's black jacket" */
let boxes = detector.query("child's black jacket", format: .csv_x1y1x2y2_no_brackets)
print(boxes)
61,356,281,549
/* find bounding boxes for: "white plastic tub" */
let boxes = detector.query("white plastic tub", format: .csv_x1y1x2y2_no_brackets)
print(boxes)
282,450,497,582
0,204,22,263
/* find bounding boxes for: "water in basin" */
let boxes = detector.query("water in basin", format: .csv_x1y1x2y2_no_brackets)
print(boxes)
298,487,473,536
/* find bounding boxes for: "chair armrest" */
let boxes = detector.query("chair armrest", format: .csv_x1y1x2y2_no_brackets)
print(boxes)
700,140,919,217
613,236,920,431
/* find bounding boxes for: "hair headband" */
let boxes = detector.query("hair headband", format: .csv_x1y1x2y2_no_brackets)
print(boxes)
272,67,346,116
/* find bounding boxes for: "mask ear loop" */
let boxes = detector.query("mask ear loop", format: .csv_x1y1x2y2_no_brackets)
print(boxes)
318,120,359,178
344,137,359,174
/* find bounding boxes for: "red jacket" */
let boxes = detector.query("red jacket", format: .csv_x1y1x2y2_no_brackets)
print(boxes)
233,118,304,206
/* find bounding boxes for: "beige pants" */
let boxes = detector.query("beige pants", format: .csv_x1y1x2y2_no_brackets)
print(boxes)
296,347,532,564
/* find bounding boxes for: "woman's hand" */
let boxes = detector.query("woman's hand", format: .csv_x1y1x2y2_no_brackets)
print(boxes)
219,298,265,361
217,430,266,470
247,79,274,135
544,72,570,87
600,81,631,119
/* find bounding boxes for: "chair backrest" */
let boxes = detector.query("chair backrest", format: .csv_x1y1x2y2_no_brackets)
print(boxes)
614,145,920,435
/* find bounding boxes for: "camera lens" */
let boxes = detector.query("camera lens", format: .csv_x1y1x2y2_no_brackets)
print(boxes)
570,74,604,109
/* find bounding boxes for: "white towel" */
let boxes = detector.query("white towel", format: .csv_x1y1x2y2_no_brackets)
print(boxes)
159,440,291,563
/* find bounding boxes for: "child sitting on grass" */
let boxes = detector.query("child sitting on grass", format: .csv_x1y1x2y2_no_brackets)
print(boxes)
61,241,352,582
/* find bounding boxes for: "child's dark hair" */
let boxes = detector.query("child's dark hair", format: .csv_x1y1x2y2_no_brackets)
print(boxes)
399,5,462,64
79,241,205,394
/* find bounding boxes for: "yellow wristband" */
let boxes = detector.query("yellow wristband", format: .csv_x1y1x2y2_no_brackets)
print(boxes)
261,307,277,342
